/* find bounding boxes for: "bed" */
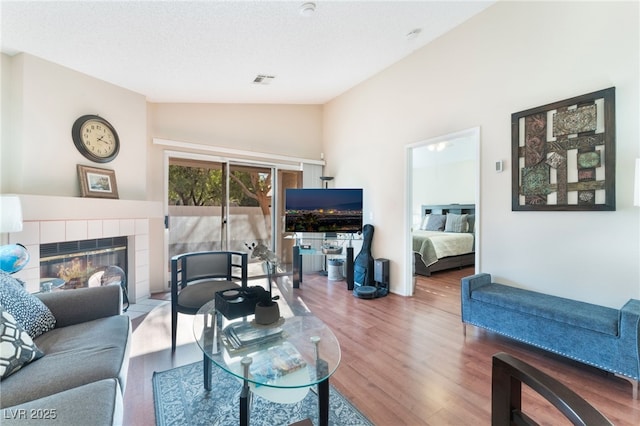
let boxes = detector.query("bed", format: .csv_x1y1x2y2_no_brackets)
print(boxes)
413,204,475,276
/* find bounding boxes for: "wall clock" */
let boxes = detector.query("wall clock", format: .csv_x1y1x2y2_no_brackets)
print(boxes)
72,114,120,163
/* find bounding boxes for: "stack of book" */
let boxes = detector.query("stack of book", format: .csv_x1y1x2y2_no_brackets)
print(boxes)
249,342,308,383
222,321,283,351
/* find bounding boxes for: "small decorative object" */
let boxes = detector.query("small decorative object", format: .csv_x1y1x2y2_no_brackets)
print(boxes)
77,165,119,199
511,87,615,211
0,244,29,274
72,114,120,163
245,242,280,325
254,301,280,326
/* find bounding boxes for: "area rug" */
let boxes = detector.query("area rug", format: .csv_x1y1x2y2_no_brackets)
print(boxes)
153,361,373,426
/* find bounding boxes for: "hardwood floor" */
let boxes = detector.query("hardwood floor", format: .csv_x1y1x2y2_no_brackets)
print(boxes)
123,267,640,425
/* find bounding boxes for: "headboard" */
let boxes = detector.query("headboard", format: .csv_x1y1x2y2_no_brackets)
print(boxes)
421,203,475,216
420,203,476,234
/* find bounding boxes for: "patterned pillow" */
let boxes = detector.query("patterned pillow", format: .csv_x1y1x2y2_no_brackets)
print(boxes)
0,271,56,339
444,213,469,233
0,305,44,379
425,214,447,231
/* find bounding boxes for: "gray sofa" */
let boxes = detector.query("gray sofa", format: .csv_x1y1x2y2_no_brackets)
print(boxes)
0,285,131,425
461,273,640,399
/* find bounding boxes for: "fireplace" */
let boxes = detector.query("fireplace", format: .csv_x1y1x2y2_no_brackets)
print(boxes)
6,194,163,300
40,237,128,291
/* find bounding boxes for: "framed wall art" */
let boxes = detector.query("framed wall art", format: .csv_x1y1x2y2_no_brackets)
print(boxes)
511,87,615,211
77,165,119,199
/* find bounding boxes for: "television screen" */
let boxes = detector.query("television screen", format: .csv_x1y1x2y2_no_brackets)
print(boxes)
285,188,363,233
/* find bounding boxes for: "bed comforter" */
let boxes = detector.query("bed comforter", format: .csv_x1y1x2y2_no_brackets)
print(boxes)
412,230,474,267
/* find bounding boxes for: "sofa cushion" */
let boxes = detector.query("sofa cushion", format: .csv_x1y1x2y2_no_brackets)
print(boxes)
471,283,619,336
0,378,123,425
178,280,239,311
0,306,44,379
0,315,130,408
0,271,56,339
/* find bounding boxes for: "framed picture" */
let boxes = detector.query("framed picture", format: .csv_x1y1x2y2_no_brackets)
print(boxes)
77,165,119,199
511,87,615,211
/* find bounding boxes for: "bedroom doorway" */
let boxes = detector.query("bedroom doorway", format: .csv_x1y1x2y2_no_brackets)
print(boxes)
404,127,480,296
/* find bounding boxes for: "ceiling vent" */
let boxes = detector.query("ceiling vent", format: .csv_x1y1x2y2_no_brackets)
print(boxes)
253,75,275,85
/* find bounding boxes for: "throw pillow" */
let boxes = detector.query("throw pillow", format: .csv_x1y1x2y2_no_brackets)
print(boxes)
444,213,469,233
0,271,56,339
0,305,44,379
425,214,447,231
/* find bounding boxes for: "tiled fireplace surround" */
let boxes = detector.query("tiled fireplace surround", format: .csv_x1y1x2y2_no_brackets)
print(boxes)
7,195,163,302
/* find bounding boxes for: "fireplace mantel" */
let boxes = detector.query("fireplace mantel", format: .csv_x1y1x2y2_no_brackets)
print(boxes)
18,195,162,221
6,194,163,301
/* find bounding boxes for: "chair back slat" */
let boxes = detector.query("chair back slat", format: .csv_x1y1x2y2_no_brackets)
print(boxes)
184,252,231,282
169,250,248,352
491,352,613,426
171,251,248,292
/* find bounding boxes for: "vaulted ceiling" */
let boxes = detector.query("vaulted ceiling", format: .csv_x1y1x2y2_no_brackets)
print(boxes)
1,1,494,104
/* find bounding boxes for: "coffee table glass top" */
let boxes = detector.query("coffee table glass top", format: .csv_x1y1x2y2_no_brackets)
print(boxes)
193,299,341,390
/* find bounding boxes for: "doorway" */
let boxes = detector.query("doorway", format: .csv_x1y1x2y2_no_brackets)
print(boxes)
403,127,480,296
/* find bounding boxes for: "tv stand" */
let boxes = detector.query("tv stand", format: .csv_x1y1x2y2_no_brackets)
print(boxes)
288,234,359,291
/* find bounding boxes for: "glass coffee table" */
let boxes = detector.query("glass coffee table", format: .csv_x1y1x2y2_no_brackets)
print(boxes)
193,299,341,426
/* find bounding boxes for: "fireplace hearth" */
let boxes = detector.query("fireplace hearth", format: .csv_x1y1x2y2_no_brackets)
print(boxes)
40,237,128,290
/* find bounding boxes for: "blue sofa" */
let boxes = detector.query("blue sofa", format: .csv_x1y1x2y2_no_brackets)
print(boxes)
461,273,640,398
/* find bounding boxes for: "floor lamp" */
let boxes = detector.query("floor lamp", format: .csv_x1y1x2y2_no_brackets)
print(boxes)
0,195,23,243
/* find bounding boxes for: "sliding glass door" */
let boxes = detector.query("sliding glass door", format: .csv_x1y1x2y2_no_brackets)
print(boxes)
226,164,274,253
167,158,226,255
166,155,301,282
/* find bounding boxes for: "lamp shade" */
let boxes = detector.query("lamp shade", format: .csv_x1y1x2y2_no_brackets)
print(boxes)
0,195,23,233
635,159,640,207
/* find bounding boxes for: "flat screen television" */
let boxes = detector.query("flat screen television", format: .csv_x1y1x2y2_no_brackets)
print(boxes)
285,188,363,233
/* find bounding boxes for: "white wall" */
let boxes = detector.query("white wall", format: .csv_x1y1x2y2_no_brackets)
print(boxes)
3,2,638,305
324,1,640,307
412,160,476,226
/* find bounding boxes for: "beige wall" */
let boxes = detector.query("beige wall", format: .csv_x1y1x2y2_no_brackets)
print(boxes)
1,53,148,198
0,54,324,294
324,1,640,306
146,102,323,202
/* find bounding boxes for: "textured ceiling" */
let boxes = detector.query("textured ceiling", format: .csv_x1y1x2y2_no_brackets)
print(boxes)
1,1,495,104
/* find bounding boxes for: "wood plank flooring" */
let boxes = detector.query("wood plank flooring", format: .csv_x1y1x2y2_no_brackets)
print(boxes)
123,267,640,425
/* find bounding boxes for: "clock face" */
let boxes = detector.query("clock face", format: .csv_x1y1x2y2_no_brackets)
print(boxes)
72,115,120,163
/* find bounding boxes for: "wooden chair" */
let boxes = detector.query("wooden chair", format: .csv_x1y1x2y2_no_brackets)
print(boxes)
491,352,613,426
171,251,248,351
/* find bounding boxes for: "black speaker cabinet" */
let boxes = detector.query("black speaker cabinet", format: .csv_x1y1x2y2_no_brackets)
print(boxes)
374,258,389,286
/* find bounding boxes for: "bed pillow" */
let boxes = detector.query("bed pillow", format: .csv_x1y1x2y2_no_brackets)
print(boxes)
0,305,44,379
0,271,56,339
425,214,447,231
467,214,476,233
419,214,430,230
445,213,469,233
